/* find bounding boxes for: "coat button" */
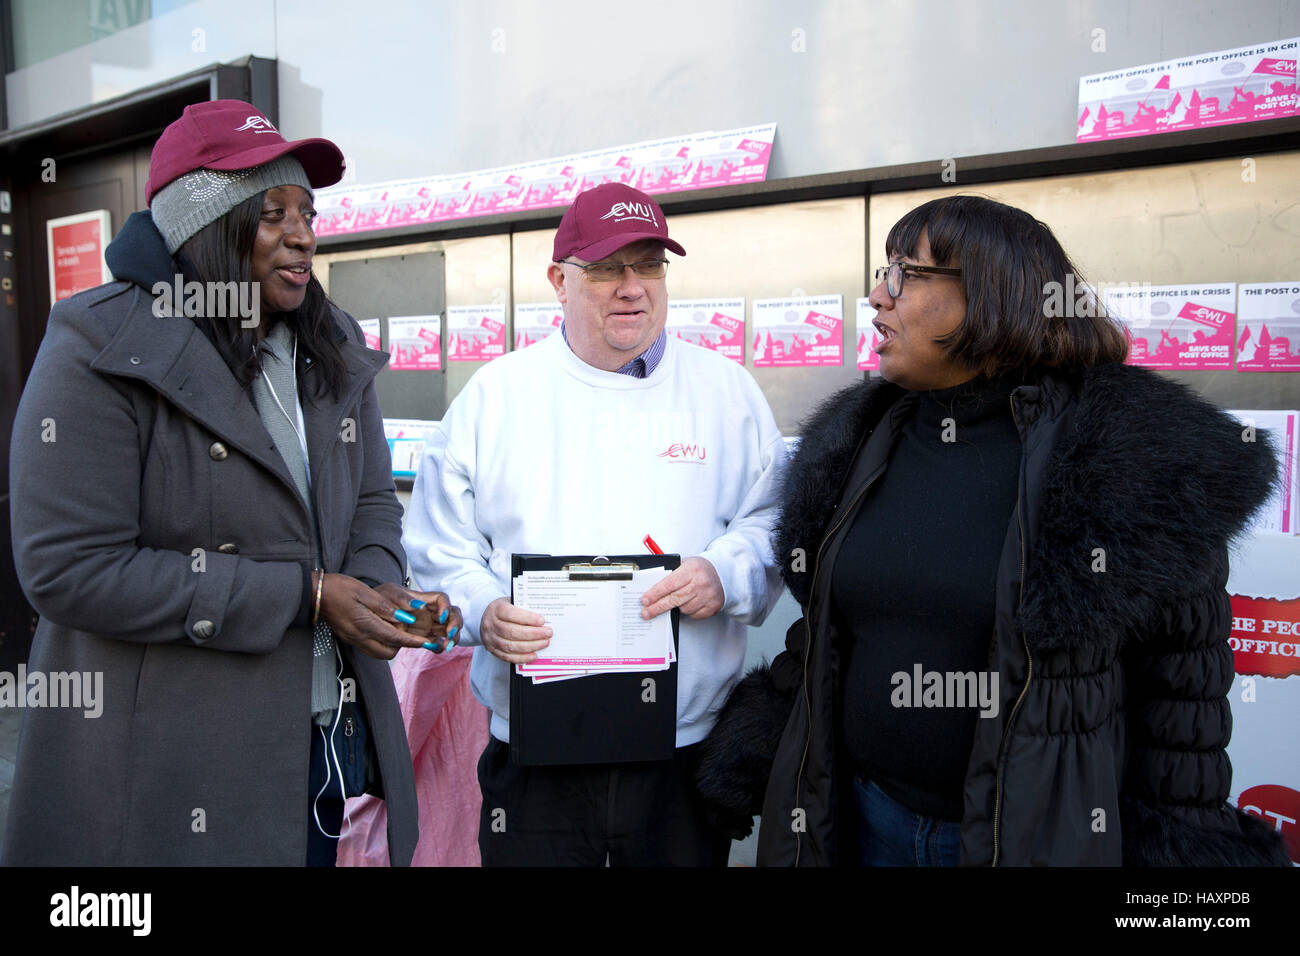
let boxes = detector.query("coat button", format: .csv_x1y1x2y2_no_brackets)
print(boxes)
192,619,215,639
217,543,239,554
209,442,228,461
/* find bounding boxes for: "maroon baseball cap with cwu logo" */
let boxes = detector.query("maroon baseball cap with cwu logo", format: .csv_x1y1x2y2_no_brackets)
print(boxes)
145,99,345,204
553,183,686,262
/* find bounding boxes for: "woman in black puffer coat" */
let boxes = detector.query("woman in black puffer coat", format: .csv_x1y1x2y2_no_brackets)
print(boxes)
697,195,1290,867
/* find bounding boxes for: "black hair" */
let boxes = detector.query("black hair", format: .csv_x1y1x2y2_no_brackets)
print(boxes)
174,190,348,401
885,195,1129,376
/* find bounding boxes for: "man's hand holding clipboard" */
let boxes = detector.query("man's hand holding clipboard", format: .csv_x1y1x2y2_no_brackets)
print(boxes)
479,598,554,665
639,556,726,621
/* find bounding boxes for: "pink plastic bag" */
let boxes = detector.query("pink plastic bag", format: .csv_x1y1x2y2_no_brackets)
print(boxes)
338,644,488,866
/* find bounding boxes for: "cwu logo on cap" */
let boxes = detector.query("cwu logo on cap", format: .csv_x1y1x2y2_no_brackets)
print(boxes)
599,201,657,227
235,115,279,135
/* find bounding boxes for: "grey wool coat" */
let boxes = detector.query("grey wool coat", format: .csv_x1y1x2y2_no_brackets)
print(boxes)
5,244,418,865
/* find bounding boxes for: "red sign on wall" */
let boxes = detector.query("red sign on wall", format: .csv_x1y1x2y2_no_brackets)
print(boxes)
1237,784,1300,863
1229,594,1300,678
46,210,112,304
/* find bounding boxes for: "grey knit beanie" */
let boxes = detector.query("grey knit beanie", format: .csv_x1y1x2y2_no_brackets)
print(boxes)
150,154,314,255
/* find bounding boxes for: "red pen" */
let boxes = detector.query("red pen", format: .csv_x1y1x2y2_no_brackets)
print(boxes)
642,534,664,555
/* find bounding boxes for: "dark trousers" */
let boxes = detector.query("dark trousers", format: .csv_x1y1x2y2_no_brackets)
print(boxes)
477,737,731,867
306,722,346,867
854,774,961,867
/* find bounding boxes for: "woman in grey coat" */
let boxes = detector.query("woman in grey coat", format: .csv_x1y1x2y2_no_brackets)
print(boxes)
4,100,460,865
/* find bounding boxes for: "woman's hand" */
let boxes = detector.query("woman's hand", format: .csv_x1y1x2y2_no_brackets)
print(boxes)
373,582,463,653
317,573,430,660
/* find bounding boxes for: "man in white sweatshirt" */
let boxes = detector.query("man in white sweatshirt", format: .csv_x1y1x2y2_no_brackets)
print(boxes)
403,182,787,865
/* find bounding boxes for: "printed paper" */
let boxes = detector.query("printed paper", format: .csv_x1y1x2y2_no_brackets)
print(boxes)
513,570,673,674
1105,284,1236,370
1229,410,1298,535
358,318,381,351
666,298,745,363
387,315,442,371
1237,283,1300,372
753,295,843,367
447,304,506,362
856,298,881,371
514,302,563,350
1078,37,1298,142
383,418,440,477
314,124,776,237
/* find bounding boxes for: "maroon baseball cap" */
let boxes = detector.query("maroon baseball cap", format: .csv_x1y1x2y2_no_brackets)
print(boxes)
552,183,686,262
145,99,345,204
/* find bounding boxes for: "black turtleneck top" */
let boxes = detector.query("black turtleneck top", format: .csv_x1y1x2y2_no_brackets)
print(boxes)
832,374,1022,821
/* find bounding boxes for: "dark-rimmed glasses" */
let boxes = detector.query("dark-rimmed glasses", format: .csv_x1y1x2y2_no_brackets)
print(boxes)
874,261,962,298
557,258,669,282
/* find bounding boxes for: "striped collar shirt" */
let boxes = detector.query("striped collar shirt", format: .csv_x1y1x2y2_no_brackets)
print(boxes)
559,322,668,378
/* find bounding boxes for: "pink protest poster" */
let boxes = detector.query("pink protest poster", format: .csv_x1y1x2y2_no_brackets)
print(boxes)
1105,284,1236,370
359,318,382,351
46,210,112,303
642,125,775,193
666,298,745,363
312,124,776,238
1237,283,1300,372
514,303,563,349
447,304,506,362
387,315,442,371
856,298,882,371
1077,37,1298,142
1229,410,1298,534
752,295,843,368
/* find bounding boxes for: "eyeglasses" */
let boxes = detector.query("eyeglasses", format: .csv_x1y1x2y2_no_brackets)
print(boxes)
557,258,669,281
874,261,963,298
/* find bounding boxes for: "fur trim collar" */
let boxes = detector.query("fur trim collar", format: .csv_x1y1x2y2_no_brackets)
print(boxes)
776,365,1277,651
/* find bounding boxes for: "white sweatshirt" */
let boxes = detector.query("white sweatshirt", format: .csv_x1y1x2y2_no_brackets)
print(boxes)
403,330,788,746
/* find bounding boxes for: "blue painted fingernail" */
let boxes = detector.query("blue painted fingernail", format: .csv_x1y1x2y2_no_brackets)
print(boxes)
448,626,459,641
422,642,438,651
395,609,416,624
439,608,448,624
410,599,427,609
433,642,444,654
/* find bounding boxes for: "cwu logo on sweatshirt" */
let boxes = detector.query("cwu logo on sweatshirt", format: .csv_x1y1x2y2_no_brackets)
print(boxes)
657,442,706,464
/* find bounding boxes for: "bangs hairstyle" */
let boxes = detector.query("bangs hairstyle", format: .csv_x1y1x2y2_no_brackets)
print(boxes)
175,190,348,401
885,195,1128,377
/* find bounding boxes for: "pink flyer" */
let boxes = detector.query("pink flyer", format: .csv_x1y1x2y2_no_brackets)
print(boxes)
641,126,774,193
358,318,381,351
447,304,506,362
856,298,882,371
1229,410,1299,534
387,315,442,371
1237,283,1300,372
313,124,776,238
1105,284,1236,370
513,302,563,350
666,298,745,363
753,295,843,368
1077,37,1298,142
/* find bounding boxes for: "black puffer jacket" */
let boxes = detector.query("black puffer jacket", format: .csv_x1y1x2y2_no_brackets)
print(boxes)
698,364,1290,866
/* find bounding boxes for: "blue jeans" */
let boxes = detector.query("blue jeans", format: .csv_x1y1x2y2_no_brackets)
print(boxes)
854,775,961,867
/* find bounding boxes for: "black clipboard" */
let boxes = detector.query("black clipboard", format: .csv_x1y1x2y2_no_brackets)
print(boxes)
509,553,680,766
